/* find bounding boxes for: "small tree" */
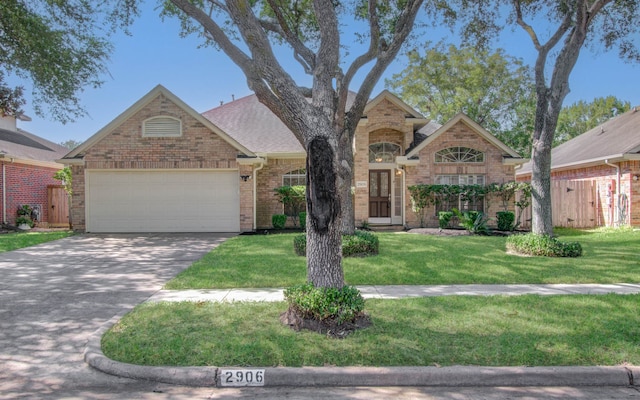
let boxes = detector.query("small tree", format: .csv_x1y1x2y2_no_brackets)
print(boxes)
408,185,440,228
53,167,72,228
274,185,306,227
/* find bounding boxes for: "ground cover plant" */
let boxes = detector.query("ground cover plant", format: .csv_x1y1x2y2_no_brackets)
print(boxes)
164,228,640,289
102,293,640,367
0,230,74,253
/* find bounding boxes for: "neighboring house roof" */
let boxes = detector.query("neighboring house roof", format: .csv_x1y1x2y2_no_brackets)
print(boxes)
202,94,305,156
517,106,640,175
61,85,256,162
0,127,68,166
405,112,524,162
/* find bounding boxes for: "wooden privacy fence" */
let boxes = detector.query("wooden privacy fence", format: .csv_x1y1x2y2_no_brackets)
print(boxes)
517,180,598,229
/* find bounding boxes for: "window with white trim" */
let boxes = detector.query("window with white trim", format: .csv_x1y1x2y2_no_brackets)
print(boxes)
435,147,484,163
142,116,182,137
282,169,306,216
369,142,401,163
282,168,306,186
435,175,485,213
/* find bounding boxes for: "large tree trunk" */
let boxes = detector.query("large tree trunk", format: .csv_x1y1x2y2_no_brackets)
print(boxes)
338,130,356,235
305,135,344,288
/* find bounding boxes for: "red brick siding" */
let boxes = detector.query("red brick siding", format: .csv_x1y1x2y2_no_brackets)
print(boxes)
0,161,62,226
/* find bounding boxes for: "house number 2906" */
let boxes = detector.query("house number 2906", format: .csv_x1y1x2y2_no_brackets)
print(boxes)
219,369,265,387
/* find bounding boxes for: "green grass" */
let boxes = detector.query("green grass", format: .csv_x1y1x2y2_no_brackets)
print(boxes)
165,228,640,289
0,230,74,253
102,294,640,367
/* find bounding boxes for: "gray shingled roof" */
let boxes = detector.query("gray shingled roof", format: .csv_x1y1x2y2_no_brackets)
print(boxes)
201,95,305,154
0,128,69,163
518,107,640,174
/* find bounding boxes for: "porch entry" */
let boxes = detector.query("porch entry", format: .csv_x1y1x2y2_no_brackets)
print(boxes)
369,169,402,225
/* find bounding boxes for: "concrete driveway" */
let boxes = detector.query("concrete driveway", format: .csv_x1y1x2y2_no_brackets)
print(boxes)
0,233,233,398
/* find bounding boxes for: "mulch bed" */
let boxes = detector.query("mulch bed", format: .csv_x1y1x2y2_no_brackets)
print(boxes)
280,308,372,339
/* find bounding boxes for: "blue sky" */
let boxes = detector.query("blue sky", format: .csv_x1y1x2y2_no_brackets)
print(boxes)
13,2,640,145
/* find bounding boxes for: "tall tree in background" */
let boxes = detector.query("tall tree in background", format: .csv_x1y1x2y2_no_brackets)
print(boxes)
555,96,630,146
165,0,424,288
429,0,640,236
0,0,138,122
386,43,535,156
0,72,25,117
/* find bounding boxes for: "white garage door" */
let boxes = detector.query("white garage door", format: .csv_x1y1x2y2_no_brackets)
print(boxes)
86,170,240,232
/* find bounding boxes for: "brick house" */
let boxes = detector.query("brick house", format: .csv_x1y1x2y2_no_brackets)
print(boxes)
60,85,526,233
0,114,70,227
517,106,640,228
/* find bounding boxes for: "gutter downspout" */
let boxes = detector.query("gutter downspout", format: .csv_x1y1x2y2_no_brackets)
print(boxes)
604,159,621,226
252,159,266,230
2,162,5,224
396,166,406,227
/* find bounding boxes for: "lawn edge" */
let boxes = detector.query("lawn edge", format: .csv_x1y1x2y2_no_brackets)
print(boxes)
84,313,638,388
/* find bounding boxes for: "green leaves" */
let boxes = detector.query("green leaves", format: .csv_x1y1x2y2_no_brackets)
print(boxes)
0,0,138,122
284,282,365,324
386,43,536,156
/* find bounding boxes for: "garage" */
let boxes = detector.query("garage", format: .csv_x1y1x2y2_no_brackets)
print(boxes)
85,170,240,233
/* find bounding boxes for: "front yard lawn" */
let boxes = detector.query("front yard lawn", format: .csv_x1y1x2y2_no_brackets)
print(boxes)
165,228,640,289
102,293,640,367
0,230,74,253
107,228,640,368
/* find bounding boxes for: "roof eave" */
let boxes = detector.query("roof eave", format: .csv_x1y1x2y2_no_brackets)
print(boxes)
516,153,640,176
502,157,529,166
0,154,64,168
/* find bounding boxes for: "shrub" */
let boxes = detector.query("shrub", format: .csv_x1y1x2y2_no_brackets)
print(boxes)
16,215,34,228
452,209,489,235
293,233,307,256
283,283,365,324
506,233,583,257
272,214,287,229
496,211,515,231
342,230,379,257
293,230,379,257
299,212,307,230
438,211,453,229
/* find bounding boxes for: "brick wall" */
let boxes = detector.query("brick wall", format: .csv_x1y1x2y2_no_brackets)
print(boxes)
255,158,306,229
1,161,62,226
72,93,245,231
404,121,516,228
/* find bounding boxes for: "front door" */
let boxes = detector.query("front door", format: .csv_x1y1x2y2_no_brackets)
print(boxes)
369,170,391,223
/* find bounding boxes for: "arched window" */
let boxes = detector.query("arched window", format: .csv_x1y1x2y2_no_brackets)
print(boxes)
283,168,306,186
435,147,484,163
369,142,401,163
142,116,182,137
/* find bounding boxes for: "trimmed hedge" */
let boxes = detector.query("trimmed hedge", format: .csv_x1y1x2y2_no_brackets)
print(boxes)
496,211,515,231
283,283,365,324
506,233,583,257
293,230,379,257
272,214,287,229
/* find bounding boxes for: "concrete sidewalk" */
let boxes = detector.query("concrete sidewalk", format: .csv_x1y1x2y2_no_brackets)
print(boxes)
84,283,640,388
147,283,640,303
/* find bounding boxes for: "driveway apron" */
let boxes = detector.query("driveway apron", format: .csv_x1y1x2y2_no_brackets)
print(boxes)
0,233,232,398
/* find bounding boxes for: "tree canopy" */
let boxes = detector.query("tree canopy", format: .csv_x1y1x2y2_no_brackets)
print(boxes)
427,0,640,235
164,0,425,288
555,96,630,146
386,43,536,156
0,0,138,122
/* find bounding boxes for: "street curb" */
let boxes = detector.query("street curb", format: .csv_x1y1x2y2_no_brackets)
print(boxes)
85,315,637,388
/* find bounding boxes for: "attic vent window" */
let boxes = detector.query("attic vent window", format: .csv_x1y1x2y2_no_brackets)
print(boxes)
142,116,182,137
435,147,484,163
